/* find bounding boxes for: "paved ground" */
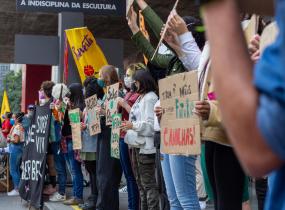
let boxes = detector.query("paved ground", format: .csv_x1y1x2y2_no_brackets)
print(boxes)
0,184,258,210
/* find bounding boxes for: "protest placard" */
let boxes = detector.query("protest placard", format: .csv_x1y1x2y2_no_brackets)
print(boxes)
111,113,122,159
85,94,101,135
69,108,82,150
159,71,201,155
105,83,119,126
19,103,51,208
260,22,278,53
244,15,259,44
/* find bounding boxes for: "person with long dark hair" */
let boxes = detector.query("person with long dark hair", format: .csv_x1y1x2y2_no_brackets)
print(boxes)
62,83,84,206
122,69,159,210
7,112,25,196
96,65,122,210
79,77,104,210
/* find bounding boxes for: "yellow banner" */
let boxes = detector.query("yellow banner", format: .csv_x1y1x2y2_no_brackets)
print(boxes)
65,27,108,83
1,91,11,121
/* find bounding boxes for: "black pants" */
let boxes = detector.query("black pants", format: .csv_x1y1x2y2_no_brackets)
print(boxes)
85,160,98,206
96,120,122,210
255,178,268,210
205,141,245,210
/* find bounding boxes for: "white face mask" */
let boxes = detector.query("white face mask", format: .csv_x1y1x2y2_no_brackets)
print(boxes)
124,76,133,89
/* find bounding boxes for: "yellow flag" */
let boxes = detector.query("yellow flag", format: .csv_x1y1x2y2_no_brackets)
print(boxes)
1,91,11,121
65,27,108,83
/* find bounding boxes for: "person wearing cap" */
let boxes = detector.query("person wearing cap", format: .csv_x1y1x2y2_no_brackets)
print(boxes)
7,112,25,196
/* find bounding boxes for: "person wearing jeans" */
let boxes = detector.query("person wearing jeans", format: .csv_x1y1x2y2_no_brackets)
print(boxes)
49,141,67,201
64,138,84,204
161,155,200,210
7,112,25,196
117,63,142,210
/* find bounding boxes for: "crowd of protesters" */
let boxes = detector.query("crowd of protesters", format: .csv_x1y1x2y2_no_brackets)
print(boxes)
1,0,284,210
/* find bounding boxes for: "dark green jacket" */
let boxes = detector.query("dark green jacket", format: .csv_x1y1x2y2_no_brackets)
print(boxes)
131,6,186,75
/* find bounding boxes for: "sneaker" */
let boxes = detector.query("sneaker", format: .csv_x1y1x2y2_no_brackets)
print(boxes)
199,201,207,210
63,197,84,205
119,186,128,193
43,185,57,195
49,192,66,202
7,189,19,196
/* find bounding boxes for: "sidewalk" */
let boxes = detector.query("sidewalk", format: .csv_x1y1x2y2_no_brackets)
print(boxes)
0,184,259,210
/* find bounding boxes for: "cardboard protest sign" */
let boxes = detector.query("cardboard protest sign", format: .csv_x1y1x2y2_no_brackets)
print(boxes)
105,83,119,126
85,94,101,135
260,22,278,54
19,103,51,208
159,71,201,155
111,113,122,159
244,15,259,44
69,108,82,150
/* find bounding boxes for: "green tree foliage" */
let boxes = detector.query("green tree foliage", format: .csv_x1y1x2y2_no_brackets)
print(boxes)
2,71,22,113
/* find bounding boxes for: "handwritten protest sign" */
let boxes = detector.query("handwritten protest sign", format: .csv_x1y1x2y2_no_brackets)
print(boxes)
159,71,200,155
244,15,259,44
105,83,119,126
69,108,82,150
85,94,101,135
19,103,51,208
111,113,122,159
260,22,278,54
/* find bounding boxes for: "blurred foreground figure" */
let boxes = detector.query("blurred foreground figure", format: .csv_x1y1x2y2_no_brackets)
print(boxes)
201,0,285,209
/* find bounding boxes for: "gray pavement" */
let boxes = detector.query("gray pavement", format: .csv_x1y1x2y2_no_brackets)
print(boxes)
0,184,259,210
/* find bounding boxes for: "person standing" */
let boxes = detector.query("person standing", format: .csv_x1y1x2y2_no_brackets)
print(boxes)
7,112,25,196
79,77,104,210
2,112,13,140
62,83,85,206
117,63,142,210
96,65,122,210
122,69,159,210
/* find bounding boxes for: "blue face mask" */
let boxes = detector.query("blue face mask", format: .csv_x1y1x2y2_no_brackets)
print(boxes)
10,119,15,126
97,79,105,88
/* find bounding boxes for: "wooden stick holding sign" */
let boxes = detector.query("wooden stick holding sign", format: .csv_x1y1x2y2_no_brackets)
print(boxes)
105,83,120,126
159,71,201,155
111,113,122,159
85,94,101,135
69,108,82,150
151,0,180,61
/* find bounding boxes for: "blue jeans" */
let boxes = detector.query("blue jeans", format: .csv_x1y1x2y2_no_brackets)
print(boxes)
64,139,83,199
119,139,139,210
50,142,67,195
9,144,23,189
161,154,200,210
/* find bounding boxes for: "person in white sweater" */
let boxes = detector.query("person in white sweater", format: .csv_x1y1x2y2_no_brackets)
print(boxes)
122,69,159,210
